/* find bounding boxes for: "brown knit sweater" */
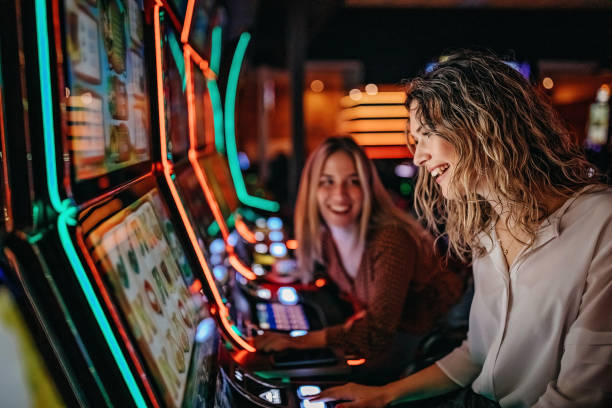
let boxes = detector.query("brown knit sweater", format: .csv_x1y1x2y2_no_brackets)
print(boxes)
324,224,464,357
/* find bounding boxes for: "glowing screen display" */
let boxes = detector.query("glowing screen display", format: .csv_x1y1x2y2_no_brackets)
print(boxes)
64,0,151,180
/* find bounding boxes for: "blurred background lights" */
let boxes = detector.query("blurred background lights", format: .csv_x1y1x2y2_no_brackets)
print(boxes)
270,242,288,258
349,88,362,101
210,238,226,254
237,151,250,170
252,264,266,276
310,79,324,92
228,231,239,247
542,77,554,89
255,243,268,254
394,163,417,178
290,330,308,337
195,318,216,343
365,83,378,95
212,265,228,282
268,230,284,242
257,288,272,299
267,217,283,230
277,286,298,305
596,84,610,102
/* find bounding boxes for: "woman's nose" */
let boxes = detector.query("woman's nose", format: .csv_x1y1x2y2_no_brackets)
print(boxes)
413,144,429,167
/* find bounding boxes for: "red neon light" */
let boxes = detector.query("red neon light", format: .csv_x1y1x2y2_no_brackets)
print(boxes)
234,217,257,244
314,278,326,288
0,75,13,232
286,239,298,250
154,3,254,352
228,253,257,280
363,145,412,159
189,279,202,294
346,358,366,366
180,0,195,43
75,231,161,407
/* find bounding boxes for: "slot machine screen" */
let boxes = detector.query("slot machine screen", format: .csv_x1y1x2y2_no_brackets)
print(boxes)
63,0,151,182
83,188,200,407
199,154,239,221
161,18,190,160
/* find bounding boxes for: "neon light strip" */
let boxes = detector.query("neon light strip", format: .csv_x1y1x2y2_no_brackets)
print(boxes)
224,32,279,212
210,26,222,75
234,217,256,244
75,232,160,408
35,1,148,404
209,26,224,154
57,211,147,407
180,0,195,43
183,44,215,151
0,49,13,231
184,46,255,280
154,4,254,351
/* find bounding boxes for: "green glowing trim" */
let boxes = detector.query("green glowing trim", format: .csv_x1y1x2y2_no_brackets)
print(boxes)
230,324,243,336
224,33,279,212
207,220,220,237
206,79,225,154
35,2,146,405
58,211,147,408
34,0,62,213
210,26,222,75
168,31,186,92
26,232,44,244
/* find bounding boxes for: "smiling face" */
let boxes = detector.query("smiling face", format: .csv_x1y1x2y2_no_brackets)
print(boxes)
409,101,459,199
316,151,364,229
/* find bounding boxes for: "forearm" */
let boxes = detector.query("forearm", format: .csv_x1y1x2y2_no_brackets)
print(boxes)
294,329,327,349
380,364,461,405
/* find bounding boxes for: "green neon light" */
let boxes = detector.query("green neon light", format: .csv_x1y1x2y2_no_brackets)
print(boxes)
35,0,62,213
58,211,147,408
206,79,225,154
207,220,220,237
168,31,186,92
35,2,146,405
210,26,222,75
224,32,279,212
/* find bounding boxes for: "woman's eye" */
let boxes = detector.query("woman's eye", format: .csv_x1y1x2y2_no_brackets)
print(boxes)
350,178,361,186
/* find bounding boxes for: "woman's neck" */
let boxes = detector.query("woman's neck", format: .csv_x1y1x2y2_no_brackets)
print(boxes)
328,223,361,249
328,223,364,278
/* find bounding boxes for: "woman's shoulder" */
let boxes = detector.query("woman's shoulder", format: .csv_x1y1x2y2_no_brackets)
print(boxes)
368,222,420,249
564,185,612,221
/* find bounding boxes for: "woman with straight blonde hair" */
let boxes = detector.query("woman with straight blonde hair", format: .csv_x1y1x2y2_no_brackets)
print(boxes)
255,137,463,379
312,52,612,408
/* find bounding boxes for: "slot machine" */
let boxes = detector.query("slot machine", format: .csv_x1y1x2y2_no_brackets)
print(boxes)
2,0,223,406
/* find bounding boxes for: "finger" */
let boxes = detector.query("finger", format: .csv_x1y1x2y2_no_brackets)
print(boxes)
309,385,351,402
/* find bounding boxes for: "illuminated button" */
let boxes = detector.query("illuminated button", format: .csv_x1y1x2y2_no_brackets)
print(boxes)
210,238,226,254
256,218,267,228
270,243,287,258
234,369,244,382
228,231,239,246
269,230,284,242
255,243,268,254
301,400,325,408
259,389,281,404
213,265,228,282
297,385,321,399
237,274,248,285
290,330,308,337
277,287,298,305
267,217,283,230
260,321,270,329
195,318,216,343
210,254,223,266
255,231,266,241
252,264,266,276
257,288,272,299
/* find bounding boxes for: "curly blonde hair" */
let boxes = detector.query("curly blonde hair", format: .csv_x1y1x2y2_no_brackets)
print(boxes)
294,137,424,280
407,51,601,263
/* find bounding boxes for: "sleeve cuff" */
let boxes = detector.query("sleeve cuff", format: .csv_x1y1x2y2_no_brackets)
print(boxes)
435,341,481,387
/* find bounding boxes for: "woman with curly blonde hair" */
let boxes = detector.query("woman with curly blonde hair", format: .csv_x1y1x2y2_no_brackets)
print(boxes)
254,137,463,379
313,52,612,407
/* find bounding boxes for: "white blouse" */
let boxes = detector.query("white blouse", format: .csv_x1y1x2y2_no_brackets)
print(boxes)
437,186,612,407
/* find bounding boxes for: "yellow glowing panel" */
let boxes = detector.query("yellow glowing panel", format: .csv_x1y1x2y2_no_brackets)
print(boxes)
340,92,406,108
340,105,408,121
339,118,408,133
352,133,407,146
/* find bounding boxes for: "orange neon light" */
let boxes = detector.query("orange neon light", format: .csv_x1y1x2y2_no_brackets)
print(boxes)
228,252,257,280
286,239,298,250
340,105,408,121
314,278,326,288
76,231,161,407
189,279,202,294
180,0,195,43
234,217,256,244
154,3,254,352
352,132,408,146
346,358,367,366
339,119,408,134
340,92,406,108
363,146,412,159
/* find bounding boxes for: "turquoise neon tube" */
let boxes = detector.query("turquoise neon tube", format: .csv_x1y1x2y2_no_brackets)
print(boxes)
224,32,279,212
208,26,225,154
35,1,146,406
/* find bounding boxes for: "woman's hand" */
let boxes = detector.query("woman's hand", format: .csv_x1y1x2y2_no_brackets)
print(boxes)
253,332,296,352
310,383,392,408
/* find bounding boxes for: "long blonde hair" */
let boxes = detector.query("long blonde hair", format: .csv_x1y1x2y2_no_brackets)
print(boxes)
407,51,601,262
295,136,423,280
